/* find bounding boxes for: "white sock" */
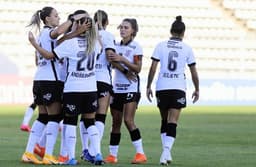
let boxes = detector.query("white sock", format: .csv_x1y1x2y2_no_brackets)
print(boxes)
25,120,45,153
79,121,89,151
95,121,105,140
65,124,77,159
132,139,144,154
164,136,175,152
60,122,68,157
38,128,46,147
45,121,59,155
87,125,101,155
109,145,119,157
161,133,166,150
22,107,34,125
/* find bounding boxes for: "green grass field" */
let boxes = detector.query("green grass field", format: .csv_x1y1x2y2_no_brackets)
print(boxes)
0,105,256,167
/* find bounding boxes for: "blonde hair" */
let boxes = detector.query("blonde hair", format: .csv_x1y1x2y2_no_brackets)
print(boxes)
85,18,97,55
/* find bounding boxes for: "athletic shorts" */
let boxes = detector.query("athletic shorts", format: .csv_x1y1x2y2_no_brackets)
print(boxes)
33,81,64,105
97,81,113,98
110,92,141,111
63,92,98,116
156,89,186,110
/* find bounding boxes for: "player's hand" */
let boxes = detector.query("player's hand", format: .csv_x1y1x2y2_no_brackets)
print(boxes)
192,90,199,103
125,71,137,83
146,87,153,102
72,13,88,21
108,53,124,62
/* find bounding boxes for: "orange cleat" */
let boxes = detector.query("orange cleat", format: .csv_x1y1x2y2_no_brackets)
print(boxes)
21,152,42,164
42,154,59,165
131,153,147,164
58,155,69,164
33,143,45,158
20,124,31,132
104,154,118,164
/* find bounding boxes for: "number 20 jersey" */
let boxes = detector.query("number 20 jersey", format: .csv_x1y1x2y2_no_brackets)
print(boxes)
53,37,100,93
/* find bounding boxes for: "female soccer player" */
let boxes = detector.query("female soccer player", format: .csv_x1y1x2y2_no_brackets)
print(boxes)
146,16,199,165
28,11,104,165
20,102,37,132
104,18,147,164
79,9,116,163
21,6,86,165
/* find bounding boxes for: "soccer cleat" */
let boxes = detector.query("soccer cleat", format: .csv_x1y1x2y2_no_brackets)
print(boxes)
20,124,31,132
21,152,42,164
94,154,104,165
33,143,45,158
58,155,69,164
42,154,59,165
104,154,118,164
80,149,95,163
131,153,147,164
160,151,172,165
64,158,79,165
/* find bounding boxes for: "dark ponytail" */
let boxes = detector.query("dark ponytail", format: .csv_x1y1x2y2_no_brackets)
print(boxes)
170,15,185,35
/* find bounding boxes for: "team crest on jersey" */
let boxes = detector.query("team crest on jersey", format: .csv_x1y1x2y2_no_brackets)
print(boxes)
43,93,52,100
100,91,109,97
66,104,76,112
92,100,98,107
126,93,134,100
177,97,186,104
124,50,132,57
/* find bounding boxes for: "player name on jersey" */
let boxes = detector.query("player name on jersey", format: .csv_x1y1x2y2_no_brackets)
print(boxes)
70,71,95,78
163,73,182,79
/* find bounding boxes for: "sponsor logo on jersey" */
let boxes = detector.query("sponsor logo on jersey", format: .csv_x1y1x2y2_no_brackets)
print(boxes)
43,93,52,100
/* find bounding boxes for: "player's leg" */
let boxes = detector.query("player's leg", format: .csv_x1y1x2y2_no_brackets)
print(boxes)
123,101,147,164
20,102,37,132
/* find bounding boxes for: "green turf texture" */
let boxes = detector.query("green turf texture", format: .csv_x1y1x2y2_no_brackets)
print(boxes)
0,105,255,167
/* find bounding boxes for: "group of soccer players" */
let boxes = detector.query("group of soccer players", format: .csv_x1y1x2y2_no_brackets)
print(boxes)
20,6,199,166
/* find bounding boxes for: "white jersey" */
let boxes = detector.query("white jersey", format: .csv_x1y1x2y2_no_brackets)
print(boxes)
112,40,143,93
152,38,196,91
95,30,116,85
54,37,100,93
34,26,61,81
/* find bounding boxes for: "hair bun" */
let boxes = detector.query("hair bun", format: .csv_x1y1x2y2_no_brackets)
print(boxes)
176,16,182,22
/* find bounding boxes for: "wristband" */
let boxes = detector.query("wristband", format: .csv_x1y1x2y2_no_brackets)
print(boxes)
122,69,128,75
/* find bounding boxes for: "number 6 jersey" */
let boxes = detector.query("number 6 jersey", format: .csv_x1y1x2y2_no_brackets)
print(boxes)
151,38,196,92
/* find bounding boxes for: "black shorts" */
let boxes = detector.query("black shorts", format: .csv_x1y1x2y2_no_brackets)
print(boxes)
63,92,98,116
97,81,113,98
110,92,141,111
156,89,186,110
33,81,64,105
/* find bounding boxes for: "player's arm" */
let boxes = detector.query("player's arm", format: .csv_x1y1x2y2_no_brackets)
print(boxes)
28,31,55,59
146,59,158,102
106,49,137,82
189,64,199,103
50,13,88,39
57,20,91,45
108,52,142,74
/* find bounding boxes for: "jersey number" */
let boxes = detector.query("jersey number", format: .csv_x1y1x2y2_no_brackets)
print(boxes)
76,51,95,71
168,51,178,71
